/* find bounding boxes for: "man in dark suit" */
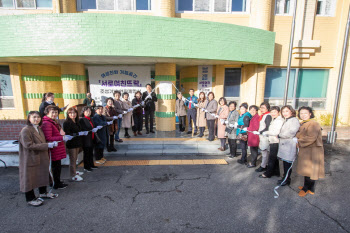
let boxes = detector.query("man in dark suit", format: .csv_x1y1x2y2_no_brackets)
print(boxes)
142,84,157,134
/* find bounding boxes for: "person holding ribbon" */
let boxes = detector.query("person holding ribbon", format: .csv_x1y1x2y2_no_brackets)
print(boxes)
185,89,198,135
39,92,68,117
259,106,284,179
63,107,84,182
103,98,118,152
121,92,134,138
205,92,218,141
79,106,98,172
132,91,144,136
196,92,207,137
296,106,325,197
245,105,260,168
216,97,229,151
236,103,252,165
142,84,157,134
41,105,71,190
253,102,272,172
225,101,239,158
175,92,187,132
277,105,300,186
113,91,127,142
93,105,109,164
19,111,59,207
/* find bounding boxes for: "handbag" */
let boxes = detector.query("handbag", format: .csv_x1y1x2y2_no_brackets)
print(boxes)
225,127,233,134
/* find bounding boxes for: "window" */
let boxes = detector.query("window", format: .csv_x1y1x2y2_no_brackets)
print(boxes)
224,68,241,98
316,0,336,16
275,0,295,15
264,68,329,109
0,0,52,8
78,0,152,11
176,0,249,13
0,66,14,109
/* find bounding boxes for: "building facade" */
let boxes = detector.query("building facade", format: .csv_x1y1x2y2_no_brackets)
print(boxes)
0,0,349,131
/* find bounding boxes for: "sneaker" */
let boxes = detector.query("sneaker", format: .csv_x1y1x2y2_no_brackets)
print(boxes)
95,160,105,164
72,175,83,182
255,166,267,172
91,166,98,169
27,198,43,207
76,171,84,176
84,168,92,172
39,192,58,199
53,183,68,190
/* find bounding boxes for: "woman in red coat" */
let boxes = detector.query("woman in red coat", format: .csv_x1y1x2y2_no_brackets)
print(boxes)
41,105,72,190
245,105,260,168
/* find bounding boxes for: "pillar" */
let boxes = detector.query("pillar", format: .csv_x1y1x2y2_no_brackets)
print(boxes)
249,0,272,31
155,63,176,131
60,62,87,114
213,65,225,98
53,0,77,13
256,65,267,105
154,0,175,17
8,63,26,119
21,64,63,118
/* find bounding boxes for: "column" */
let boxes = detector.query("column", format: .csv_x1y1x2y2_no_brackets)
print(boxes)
61,62,87,113
255,65,267,105
213,65,225,98
53,0,77,13
155,63,176,131
154,0,175,17
21,63,63,118
180,66,198,97
9,63,26,119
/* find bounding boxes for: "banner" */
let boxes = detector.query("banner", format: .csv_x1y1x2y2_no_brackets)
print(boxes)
88,66,151,105
198,65,213,96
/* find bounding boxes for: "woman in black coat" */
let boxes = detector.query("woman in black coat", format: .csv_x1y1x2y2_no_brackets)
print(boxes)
79,106,98,172
39,92,67,117
63,107,83,182
93,105,108,164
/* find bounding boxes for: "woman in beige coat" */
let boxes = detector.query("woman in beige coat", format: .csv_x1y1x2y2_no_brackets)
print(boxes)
296,106,325,197
217,97,229,151
19,111,58,207
196,92,207,137
175,92,187,132
121,92,134,138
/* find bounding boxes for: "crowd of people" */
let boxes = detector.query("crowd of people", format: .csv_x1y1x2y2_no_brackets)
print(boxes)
18,85,325,207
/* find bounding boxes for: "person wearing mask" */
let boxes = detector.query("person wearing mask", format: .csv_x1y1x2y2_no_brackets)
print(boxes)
93,105,109,164
196,92,207,137
142,84,157,134
79,106,98,172
254,102,272,172
277,105,300,186
83,92,96,108
132,91,144,136
121,92,134,138
246,105,260,168
236,103,252,165
259,106,284,178
103,98,118,152
216,97,229,151
296,106,325,197
39,92,68,117
205,92,218,141
63,107,84,182
175,92,187,132
225,101,239,158
113,91,127,142
19,111,58,207
185,89,198,135
41,105,71,190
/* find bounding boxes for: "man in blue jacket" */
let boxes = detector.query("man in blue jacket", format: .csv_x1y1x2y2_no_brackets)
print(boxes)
185,89,198,135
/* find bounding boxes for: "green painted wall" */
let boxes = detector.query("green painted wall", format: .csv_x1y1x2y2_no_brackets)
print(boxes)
0,14,275,64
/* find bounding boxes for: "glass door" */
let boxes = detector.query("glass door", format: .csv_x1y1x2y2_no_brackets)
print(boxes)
224,68,241,103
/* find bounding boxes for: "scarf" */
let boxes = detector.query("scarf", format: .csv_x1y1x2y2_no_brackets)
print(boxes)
259,111,270,122
85,116,94,139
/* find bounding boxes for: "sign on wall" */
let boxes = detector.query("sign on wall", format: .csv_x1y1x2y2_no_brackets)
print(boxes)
198,65,213,96
88,66,151,105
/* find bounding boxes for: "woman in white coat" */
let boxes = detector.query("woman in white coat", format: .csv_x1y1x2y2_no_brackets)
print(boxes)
277,105,300,186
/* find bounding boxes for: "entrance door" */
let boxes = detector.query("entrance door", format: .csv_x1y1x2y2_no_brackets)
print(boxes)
224,68,241,103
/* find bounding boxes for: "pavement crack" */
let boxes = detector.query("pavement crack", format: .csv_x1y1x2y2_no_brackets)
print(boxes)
103,195,115,202
173,173,211,181
180,223,205,230
131,181,184,205
288,186,349,233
